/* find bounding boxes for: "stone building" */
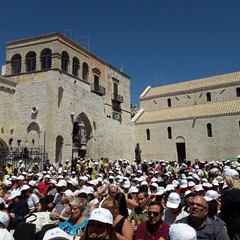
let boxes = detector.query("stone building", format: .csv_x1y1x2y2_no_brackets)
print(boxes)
0,32,134,163
133,72,240,162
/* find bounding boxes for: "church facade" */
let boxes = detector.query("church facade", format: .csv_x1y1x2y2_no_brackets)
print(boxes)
133,73,240,162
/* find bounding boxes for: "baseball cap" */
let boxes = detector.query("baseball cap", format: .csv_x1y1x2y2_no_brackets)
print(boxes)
63,189,74,198
166,192,181,209
56,180,67,187
89,208,113,225
204,190,220,202
128,186,138,194
8,190,21,200
223,168,239,179
180,179,188,189
169,223,197,240
43,227,70,240
0,211,10,228
20,185,30,191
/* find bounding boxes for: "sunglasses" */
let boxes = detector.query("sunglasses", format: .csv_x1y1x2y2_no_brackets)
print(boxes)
147,211,161,217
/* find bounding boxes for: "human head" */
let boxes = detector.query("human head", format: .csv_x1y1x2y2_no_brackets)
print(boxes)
102,197,119,219
84,208,116,240
108,185,118,198
189,196,208,222
69,197,86,222
137,191,149,210
147,201,164,225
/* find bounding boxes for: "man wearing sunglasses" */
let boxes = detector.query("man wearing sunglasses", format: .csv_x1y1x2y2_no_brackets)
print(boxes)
135,201,170,240
176,196,230,240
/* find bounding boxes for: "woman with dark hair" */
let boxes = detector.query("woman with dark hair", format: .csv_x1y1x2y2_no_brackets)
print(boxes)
115,192,129,218
81,208,117,240
102,197,134,240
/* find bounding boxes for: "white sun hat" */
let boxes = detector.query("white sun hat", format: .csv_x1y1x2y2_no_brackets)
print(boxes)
89,208,113,225
166,192,181,209
43,227,70,240
169,223,197,240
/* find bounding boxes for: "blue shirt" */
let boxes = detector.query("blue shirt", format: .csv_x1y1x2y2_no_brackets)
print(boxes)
59,218,89,236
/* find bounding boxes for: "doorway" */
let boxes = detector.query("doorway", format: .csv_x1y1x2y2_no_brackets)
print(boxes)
176,142,186,163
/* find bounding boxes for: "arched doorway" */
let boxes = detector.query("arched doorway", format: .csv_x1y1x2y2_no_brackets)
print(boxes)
175,136,186,163
72,113,92,159
26,122,40,148
55,135,64,163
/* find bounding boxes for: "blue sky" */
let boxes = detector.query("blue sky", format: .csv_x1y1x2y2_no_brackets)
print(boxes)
1,0,240,105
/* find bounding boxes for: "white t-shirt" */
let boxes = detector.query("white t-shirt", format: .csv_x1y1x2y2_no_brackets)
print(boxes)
28,193,39,211
163,208,189,225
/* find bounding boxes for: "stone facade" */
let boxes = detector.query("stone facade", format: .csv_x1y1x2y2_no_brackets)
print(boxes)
133,72,240,162
0,33,135,163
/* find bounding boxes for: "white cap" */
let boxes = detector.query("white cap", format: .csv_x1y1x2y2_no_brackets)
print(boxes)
169,223,197,240
194,184,204,192
166,192,181,209
188,181,195,187
0,211,10,228
2,180,12,187
165,184,175,192
89,208,113,225
67,179,78,187
20,185,30,191
150,182,158,188
8,190,21,200
204,190,220,202
63,189,74,198
43,227,70,240
17,175,24,181
123,181,131,188
223,168,239,179
184,190,195,198
56,180,67,187
128,186,138,194
180,179,188,188
156,187,165,196
29,180,37,187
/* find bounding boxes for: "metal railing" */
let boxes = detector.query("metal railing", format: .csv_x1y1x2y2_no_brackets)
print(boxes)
0,146,48,170
111,93,123,103
91,83,106,95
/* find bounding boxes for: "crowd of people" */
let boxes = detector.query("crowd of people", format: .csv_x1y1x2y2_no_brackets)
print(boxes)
0,156,240,240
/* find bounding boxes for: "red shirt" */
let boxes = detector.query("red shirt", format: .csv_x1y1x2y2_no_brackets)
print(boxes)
38,181,50,196
136,221,169,240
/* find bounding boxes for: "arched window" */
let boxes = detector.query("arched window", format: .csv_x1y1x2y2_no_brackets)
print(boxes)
11,54,22,74
236,87,240,97
207,123,212,137
26,51,36,72
168,127,172,139
41,48,52,70
146,129,150,140
72,57,80,77
82,62,89,81
61,51,69,72
167,98,171,107
206,92,211,102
